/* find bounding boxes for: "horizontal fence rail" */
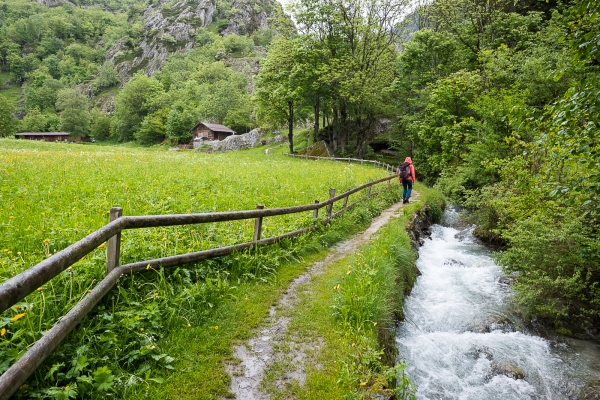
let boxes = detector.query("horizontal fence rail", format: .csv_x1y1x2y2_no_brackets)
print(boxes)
0,158,401,399
286,153,399,173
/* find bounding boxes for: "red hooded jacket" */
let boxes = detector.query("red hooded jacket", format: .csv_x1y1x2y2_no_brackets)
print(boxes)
400,157,416,182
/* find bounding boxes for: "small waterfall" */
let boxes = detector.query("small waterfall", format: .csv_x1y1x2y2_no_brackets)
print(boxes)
396,207,600,399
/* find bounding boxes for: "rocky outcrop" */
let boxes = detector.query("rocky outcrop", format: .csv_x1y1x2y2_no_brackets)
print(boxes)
36,0,71,6
105,0,282,81
107,0,212,80
298,140,334,158
208,128,263,152
220,0,271,36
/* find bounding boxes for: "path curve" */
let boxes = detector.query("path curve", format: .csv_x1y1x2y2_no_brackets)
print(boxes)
225,193,419,399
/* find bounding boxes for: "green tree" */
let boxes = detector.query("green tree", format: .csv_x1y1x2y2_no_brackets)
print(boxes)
166,103,197,144
56,88,91,139
255,36,303,153
21,108,48,132
90,111,112,140
95,62,120,89
111,73,166,141
0,96,18,137
135,108,169,145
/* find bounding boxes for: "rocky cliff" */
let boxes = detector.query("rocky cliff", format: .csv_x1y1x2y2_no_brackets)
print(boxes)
105,0,281,80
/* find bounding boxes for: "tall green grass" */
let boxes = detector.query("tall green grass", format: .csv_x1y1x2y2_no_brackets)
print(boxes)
0,139,395,398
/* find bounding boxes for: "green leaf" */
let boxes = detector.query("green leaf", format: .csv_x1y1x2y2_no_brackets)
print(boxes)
45,362,65,381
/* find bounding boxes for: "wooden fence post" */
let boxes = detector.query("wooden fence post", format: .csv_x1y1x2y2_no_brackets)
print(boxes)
313,200,319,219
327,188,335,218
367,179,373,196
107,207,122,275
253,204,265,241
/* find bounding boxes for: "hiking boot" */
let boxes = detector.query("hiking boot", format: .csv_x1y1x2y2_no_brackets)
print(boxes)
402,198,407,204
406,198,410,203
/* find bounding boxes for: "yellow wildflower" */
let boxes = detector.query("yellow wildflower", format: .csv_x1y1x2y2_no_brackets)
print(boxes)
11,313,25,322
215,326,219,330
346,271,351,275
146,264,151,270
97,243,105,249
1,328,6,336
351,343,356,347
37,287,42,292
359,382,367,386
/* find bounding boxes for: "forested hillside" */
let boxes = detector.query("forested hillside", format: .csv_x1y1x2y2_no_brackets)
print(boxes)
0,0,286,142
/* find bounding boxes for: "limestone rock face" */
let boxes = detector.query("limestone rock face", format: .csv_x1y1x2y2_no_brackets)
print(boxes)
208,129,263,152
105,0,281,81
220,0,271,36
107,0,213,80
36,0,70,6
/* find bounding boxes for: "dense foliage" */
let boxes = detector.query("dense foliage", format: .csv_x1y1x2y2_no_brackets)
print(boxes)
392,0,600,331
255,0,408,156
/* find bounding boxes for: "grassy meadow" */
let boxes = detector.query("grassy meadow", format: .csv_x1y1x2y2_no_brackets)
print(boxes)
0,138,396,398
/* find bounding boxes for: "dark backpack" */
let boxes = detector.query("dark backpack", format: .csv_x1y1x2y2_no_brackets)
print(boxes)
399,162,411,179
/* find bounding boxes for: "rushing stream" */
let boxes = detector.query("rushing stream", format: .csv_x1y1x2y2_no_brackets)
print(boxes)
396,207,600,399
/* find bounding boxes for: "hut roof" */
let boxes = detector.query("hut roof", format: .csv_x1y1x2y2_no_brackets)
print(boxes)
15,132,70,136
189,122,235,134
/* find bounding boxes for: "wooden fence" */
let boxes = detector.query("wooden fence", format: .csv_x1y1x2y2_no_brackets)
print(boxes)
0,160,399,399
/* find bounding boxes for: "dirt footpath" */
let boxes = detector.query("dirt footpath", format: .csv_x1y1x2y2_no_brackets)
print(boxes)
225,194,419,399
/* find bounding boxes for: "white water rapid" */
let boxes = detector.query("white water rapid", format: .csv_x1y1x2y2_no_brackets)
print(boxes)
396,208,600,400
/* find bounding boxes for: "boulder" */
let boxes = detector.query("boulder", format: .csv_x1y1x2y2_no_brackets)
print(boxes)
490,363,524,380
579,381,600,400
467,316,515,334
299,140,334,157
208,128,263,152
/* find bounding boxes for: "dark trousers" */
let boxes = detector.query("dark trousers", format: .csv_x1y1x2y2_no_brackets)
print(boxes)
402,179,413,199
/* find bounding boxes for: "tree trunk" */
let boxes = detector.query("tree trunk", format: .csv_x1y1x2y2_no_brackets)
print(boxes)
288,101,294,154
332,106,339,151
340,104,347,154
313,95,320,144
355,115,363,159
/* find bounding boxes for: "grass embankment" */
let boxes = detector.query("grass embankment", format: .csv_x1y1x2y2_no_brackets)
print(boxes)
0,139,396,398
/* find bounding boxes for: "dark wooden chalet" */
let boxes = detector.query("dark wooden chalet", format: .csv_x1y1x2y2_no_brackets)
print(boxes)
190,122,235,142
15,132,70,142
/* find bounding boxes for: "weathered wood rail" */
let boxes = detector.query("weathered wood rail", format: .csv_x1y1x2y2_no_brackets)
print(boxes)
0,160,400,399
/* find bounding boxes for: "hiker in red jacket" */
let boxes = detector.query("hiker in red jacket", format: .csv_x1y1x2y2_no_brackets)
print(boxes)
398,157,416,204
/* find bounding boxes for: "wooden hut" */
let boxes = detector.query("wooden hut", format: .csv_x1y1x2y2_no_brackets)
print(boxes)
190,122,235,143
15,132,71,142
